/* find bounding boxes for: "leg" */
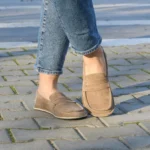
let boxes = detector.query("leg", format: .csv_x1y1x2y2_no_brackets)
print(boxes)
34,0,69,99
34,0,87,119
52,0,102,54
52,0,114,117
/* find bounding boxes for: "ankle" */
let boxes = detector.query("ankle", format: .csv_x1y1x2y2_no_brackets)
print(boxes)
37,87,58,100
83,46,104,64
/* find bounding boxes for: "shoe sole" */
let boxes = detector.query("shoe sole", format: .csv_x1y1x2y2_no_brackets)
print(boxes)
34,107,87,120
90,108,114,117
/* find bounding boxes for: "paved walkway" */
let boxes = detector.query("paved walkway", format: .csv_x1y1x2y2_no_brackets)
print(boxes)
0,44,150,150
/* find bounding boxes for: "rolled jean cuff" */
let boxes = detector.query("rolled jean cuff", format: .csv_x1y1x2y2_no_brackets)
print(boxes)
73,38,102,55
34,65,63,75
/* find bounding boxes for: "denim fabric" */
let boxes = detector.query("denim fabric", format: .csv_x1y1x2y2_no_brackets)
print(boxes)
34,0,102,75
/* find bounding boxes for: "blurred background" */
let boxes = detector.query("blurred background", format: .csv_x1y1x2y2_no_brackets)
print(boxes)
0,0,150,47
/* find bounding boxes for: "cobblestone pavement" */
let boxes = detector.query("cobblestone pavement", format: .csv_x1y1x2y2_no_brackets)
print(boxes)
0,44,150,150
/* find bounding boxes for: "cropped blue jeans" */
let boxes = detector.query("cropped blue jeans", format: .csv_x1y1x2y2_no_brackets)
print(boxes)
34,0,102,75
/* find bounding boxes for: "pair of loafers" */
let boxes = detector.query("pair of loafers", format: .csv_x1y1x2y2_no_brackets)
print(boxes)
34,48,114,119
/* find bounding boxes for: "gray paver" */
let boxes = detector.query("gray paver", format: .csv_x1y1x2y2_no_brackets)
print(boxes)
0,87,14,95
0,70,24,76
0,130,11,143
35,117,104,129
16,59,35,65
0,64,34,71
0,100,25,111
3,75,38,82
101,112,150,126
0,140,53,150
14,86,37,95
134,94,150,104
113,87,149,96
123,136,150,150
58,76,82,84
54,138,129,150
1,110,53,120
130,74,150,81
0,80,34,87
109,76,131,82
78,124,148,139
139,121,150,133
0,60,17,66
65,83,82,91
1,44,150,148
114,95,137,104
0,119,38,129
109,59,130,66
11,128,80,142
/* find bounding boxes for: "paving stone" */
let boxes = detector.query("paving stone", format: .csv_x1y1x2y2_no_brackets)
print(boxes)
114,95,136,104
0,87,14,95
0,130,11,143
0,70,24,76
109,76,131,82
101,112,150,126
61,72,82,78
123,136,150,150
112,107,124,115
110,82,119,89
9,49,36,56
110,69,147,77
0,60,17,66
134,94,150,104
63,91,82,98
65,83,82,91
12,128,80,142
114,95,145,114
58,76,82,84
139,121,150,133
113,87,149,96
78,124,148,140
109,59,130,66
54,138,129,150
110,46,144,54
0,94,34,103
57,83,69,92
69,67,82,73
127,59,150,65
1,110,53,120
133,90,150,96
63,68,73,74
4,75,38,82
16,59,35,65
0,52,9,57
0,64,34,71
0,100,25,111
116,64,150,71
0,76,5,82
25,69,39,76
0,119,38,129
64,61,81,68
117,102,147,114
130,74,150,81
0,140,53,150
116,80,150,88
0,80,35,87
35,117,104,129
14,86,37,95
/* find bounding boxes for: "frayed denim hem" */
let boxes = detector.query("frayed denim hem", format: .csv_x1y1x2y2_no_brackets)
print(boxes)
34,65,63,75
72,38,102,55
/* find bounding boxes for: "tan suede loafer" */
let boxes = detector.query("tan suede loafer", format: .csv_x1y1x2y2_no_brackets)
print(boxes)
34,90,87,119
82,48,115,117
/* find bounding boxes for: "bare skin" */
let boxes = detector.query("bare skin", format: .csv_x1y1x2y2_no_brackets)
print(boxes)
37,46,106,100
